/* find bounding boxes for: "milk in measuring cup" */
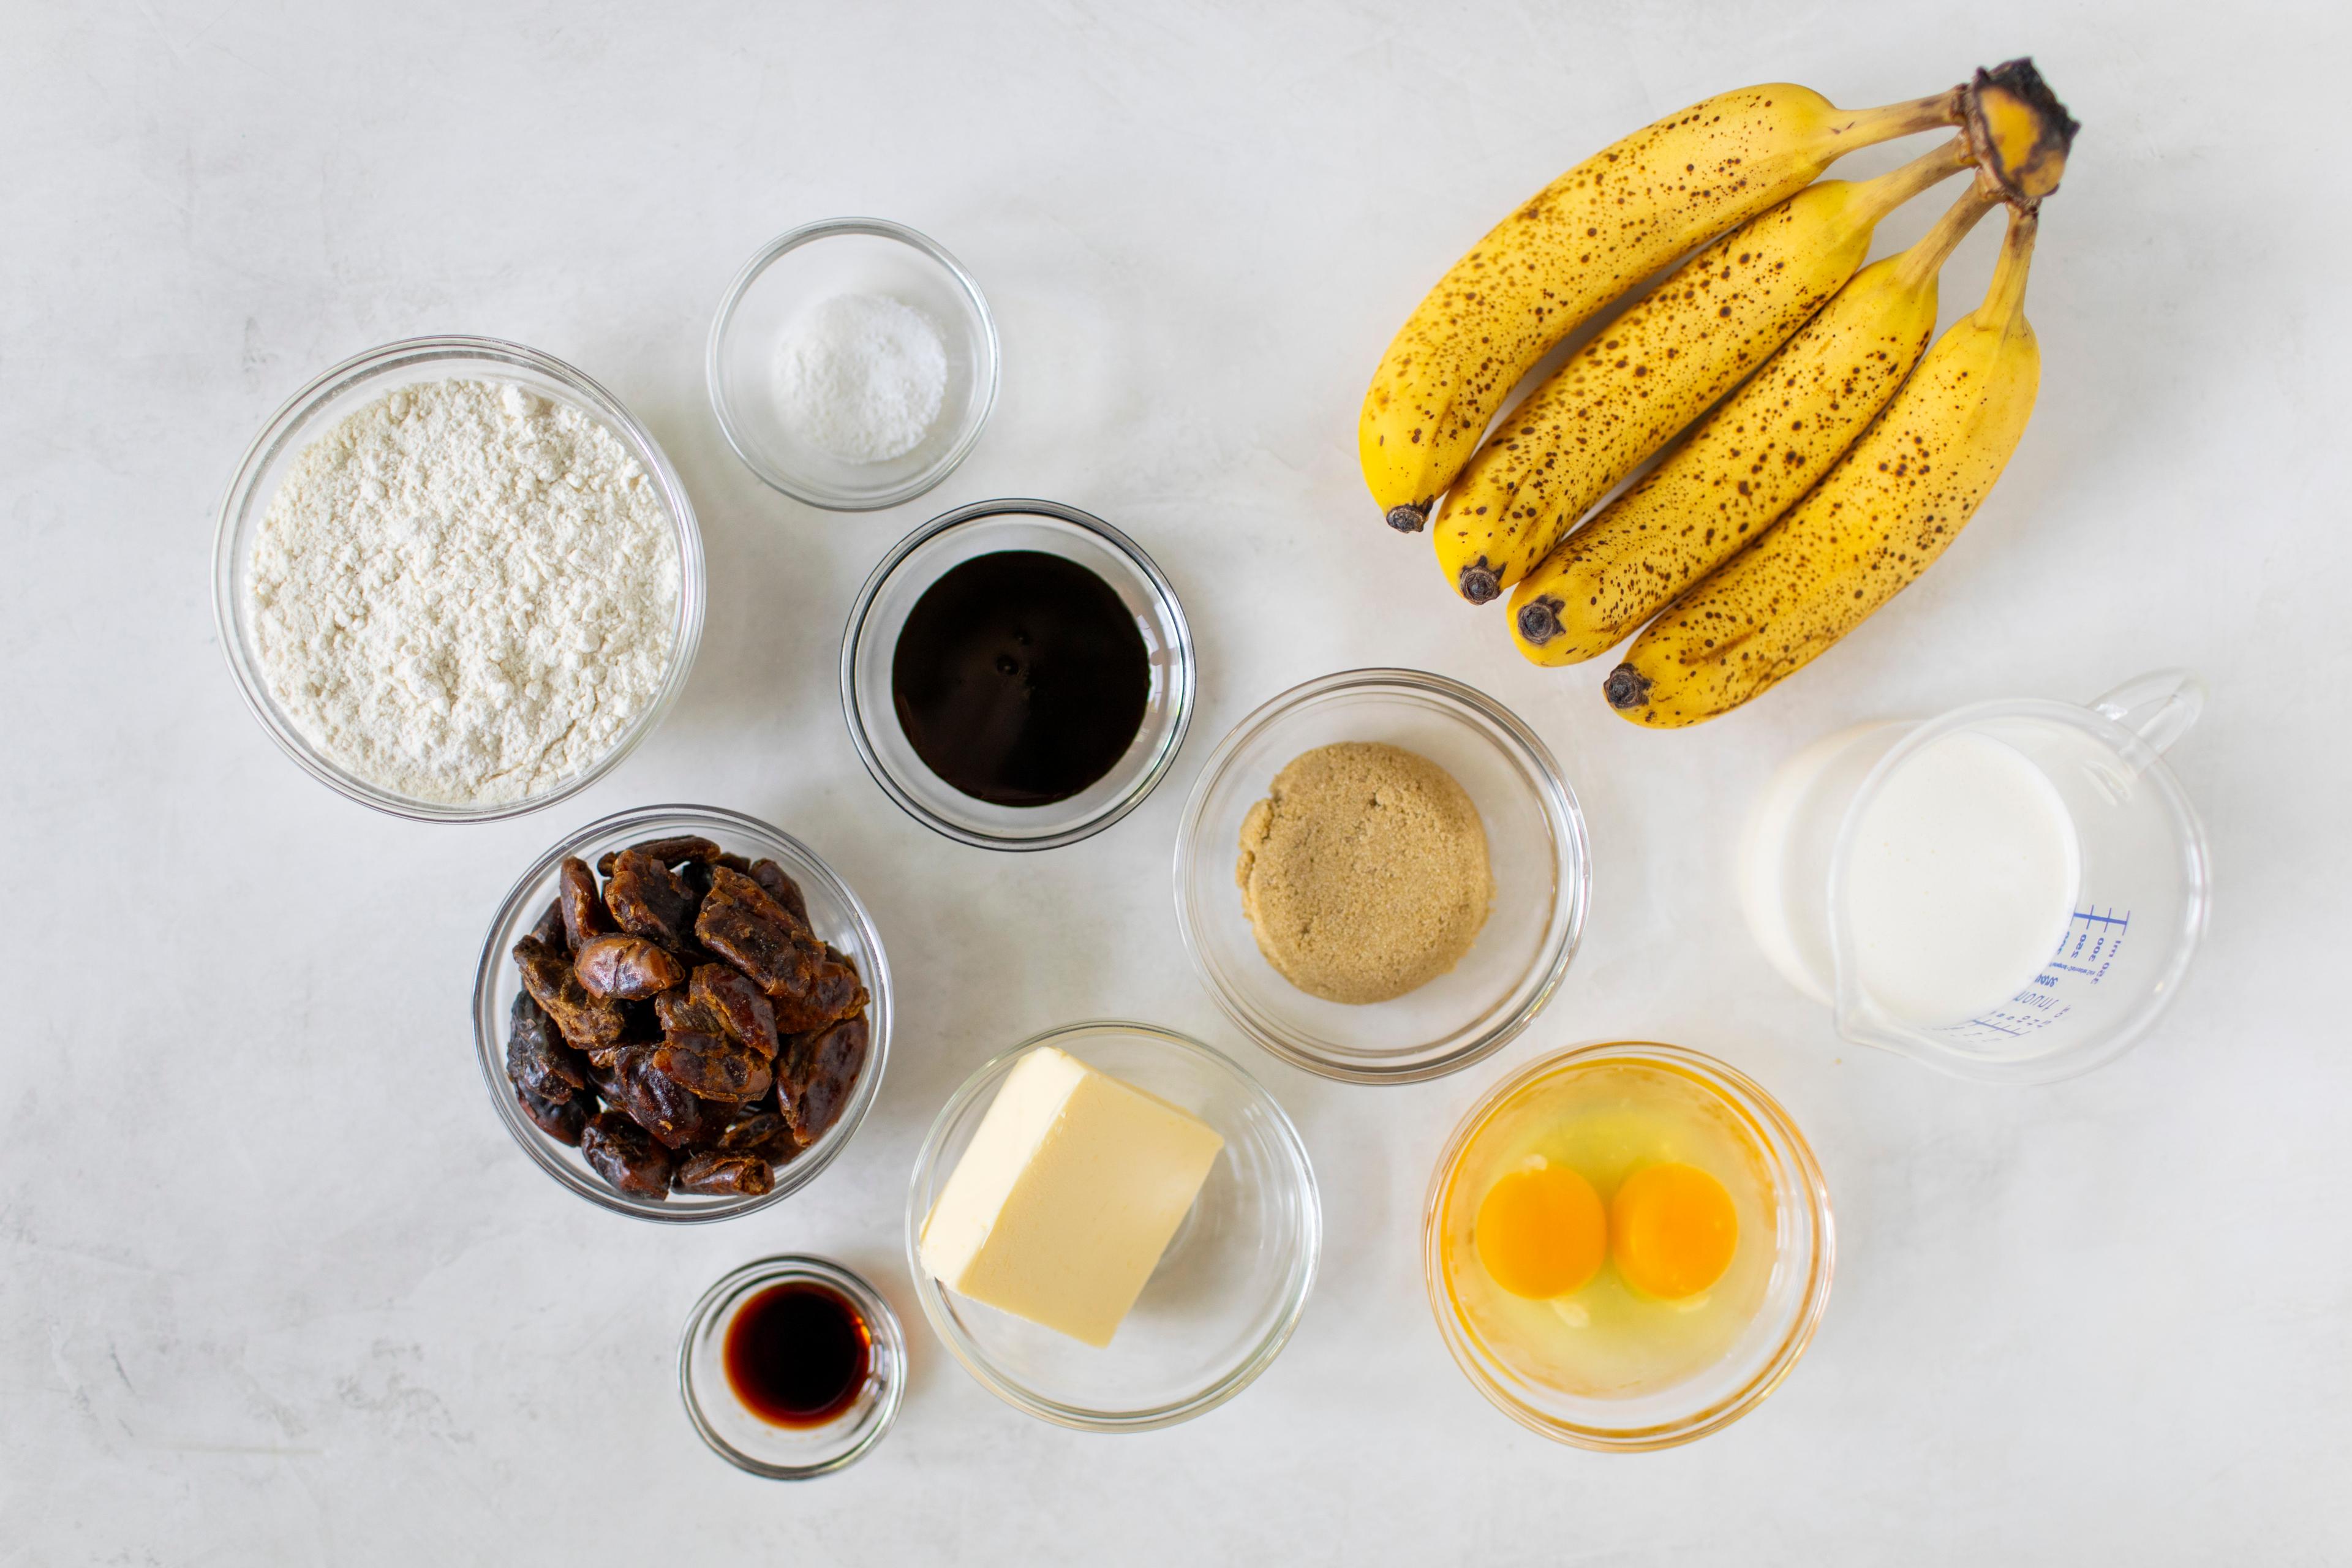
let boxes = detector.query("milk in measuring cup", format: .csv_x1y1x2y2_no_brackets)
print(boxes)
1841,731,2081,1026
1739,672,2208,1083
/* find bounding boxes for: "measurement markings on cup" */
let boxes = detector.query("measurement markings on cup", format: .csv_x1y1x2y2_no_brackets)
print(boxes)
1939,907,2133,1047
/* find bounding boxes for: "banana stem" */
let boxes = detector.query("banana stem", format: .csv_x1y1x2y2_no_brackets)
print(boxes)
1851,135,1973,224
1892,178,2003,290
1834,88,1967,147
1962,61,2079,205
1973,205,2040,331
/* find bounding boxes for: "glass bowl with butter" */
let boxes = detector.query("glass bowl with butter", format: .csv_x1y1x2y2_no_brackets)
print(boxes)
905,1020,1320,1431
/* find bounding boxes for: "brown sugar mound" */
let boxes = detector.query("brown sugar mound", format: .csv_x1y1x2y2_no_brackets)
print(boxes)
1235,741,1492,1005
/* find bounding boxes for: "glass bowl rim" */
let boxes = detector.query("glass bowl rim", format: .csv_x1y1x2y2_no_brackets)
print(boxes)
1172,666,1591,1084
676,1253,908,1480
704,216,1001,511
210,333,706,824
902,1018,1322,1432
1420,1039,1836,1452
838,497,1197,851
470,802,892,1224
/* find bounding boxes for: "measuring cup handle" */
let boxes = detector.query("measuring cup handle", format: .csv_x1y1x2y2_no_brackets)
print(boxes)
2092,669,2204,755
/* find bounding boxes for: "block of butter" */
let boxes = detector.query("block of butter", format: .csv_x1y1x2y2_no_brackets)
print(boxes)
919,1046,1225,1348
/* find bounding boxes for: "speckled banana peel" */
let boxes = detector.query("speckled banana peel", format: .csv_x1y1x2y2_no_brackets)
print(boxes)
1508,177,2002,666
1431,135,1973,605
1358,82,1966,537
1603,205,2044,728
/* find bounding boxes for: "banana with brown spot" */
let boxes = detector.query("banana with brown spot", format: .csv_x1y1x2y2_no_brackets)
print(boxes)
1359,83,1964,536
1509,177,2002,665
1604,206,2045,728
1433,135,1973,605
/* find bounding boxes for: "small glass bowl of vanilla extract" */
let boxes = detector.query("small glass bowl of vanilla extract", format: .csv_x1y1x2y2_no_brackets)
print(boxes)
679,1256,907,1479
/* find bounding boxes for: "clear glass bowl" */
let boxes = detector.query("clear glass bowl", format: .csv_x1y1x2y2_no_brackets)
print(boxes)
840,499,1195,850
1174,669,1589,1084
678,1254,907,1479
707,218,998,511
904,1021,1320,1431
1423,1042,1834,1451
472,804,891,1223
212,335,704,823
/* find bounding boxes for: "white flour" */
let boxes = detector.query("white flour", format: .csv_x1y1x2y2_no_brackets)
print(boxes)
246,379,680,806
774,293,948,462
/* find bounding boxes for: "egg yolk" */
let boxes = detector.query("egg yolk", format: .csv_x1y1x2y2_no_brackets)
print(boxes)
1609,1162,1738,1299
1474,1164,1607,1299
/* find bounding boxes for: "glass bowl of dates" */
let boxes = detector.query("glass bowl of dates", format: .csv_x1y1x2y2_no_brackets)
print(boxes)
473,804,891,1221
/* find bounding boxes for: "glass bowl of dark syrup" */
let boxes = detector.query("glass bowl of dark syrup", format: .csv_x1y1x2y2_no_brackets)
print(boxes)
840,499,1194,850
678,1255,907,1478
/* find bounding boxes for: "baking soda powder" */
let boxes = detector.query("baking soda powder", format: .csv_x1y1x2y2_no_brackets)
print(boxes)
774,293,948,463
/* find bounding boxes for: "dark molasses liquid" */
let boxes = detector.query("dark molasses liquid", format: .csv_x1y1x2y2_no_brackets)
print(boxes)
890,550,1151,807
722,1281,870,1428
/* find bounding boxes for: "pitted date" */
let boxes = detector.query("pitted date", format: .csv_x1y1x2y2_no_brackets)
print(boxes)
673,1150,774,1197
580,1111,671,1197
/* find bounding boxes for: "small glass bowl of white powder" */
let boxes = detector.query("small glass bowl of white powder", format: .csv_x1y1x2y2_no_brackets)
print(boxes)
213,337,705,822
707,219,999,511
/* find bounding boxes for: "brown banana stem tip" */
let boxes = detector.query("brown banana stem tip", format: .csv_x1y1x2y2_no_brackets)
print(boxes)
1517,596,1563,646
1386,504,1428,533
1964,58,2079,208
1458,560,1502,604
1603,663,1651,710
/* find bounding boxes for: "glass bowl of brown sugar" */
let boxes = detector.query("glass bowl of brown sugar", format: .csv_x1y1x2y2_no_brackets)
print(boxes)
1173,669,1589,1084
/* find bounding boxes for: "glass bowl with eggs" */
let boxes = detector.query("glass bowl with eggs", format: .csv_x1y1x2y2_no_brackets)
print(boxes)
213,336,705,823
1423,1041,1834,1450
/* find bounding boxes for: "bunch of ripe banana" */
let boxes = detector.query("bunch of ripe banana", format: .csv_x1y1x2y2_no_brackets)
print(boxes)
1359,61,2078,726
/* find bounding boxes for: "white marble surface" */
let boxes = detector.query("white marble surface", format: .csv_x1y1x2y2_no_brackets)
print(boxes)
6,1,2348,1560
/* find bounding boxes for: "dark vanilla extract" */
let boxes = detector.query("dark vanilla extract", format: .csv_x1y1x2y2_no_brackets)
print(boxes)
722,1281,870,1428
890,550,1151,807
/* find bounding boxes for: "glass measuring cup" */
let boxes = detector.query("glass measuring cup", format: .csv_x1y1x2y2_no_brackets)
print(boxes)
1737,671,2211,1084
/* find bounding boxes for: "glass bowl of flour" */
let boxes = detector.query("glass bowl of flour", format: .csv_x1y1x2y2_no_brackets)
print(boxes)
707,219,999,511
213,336,705,822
